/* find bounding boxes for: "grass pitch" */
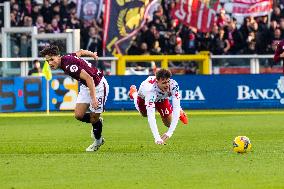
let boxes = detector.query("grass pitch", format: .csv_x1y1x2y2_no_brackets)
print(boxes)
0,110,284,189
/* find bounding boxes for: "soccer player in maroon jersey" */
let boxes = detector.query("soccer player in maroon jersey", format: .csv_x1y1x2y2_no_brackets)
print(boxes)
41,45,109,152
273,39,284,73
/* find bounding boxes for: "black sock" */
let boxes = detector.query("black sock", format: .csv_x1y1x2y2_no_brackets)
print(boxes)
80,113,91,123
92,119,103,140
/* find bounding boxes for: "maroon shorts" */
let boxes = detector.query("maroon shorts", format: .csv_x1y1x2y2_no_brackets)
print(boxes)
137,96,173,118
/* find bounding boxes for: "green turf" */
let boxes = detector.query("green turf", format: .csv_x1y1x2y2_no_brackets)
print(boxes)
0,111,284,189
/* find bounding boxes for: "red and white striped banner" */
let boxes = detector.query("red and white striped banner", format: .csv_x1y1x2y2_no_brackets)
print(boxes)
171,0,219,33
232,0,272,16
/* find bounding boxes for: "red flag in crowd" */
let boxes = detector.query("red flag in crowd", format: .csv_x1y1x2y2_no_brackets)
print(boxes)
232,0,273,17
171,0,220,33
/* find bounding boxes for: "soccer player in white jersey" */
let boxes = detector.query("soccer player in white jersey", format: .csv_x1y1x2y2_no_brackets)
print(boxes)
129,69,188,145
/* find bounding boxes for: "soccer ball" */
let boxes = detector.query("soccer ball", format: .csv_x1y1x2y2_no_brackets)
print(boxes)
233,136,252,153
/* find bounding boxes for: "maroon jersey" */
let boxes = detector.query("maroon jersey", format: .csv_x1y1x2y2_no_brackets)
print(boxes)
273,39,284,62
60,53,103,86
273,39,284,73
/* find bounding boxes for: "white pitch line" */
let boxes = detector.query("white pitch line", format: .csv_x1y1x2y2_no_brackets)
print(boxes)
0,110,284,117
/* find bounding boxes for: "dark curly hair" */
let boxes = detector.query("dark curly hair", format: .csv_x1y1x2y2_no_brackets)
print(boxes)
156,69,172,80
40,45,60,57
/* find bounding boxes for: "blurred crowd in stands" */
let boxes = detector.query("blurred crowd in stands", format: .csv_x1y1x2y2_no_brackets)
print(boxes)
5,0,103,57
2,0,284,74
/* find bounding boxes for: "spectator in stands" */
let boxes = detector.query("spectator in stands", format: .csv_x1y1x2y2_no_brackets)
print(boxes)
273,35,284,74
269,19,278,40
243,31,257,54
258,15,269,32
267,28,282,54
28,60,42,76
10,3,22,27
22,0,32,17
150,41,162,55
23,15,33,27
40,0,52,23
144,25,157,50
10,11,20,27
211,27,230,55
139,42,150,56
198,32,211,52
278,17,284,39
226,21,244,54
127,38,140,55
239,17,251,42
166,33,178,54
11,45,20,58
50,18,61,33
179,25,196,54
51,2,61,17
85,27,102,56
60,0,72,22
66,8,81,29
271,6,282,23
216,8,227,28
35,15,45,31
31,3,41,23
20,34,31,57
249,21,267,54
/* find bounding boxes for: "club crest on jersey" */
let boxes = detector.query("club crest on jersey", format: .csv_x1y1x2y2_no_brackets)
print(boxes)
70,65,78,72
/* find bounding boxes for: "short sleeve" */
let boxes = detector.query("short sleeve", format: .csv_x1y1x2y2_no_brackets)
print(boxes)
61,55,82,79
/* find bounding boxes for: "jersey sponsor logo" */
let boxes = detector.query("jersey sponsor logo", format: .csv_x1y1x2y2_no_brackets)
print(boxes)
237,76,284,104
70,65,78,73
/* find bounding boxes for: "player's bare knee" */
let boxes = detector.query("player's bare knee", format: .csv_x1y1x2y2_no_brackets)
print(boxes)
74,113,84,120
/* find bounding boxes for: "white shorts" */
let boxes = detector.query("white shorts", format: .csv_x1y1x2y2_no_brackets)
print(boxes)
76,77,109,113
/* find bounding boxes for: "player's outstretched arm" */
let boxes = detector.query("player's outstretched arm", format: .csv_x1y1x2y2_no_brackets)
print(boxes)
79,69,98,108
162,81,181,141
146,106,164,145
75,49,98,60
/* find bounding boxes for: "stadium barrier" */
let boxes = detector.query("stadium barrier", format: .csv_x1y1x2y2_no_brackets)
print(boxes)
115,51,211,75
1,54,281,77
1,74,284,112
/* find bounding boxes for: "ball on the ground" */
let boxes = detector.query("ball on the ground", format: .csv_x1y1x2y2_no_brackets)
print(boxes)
233,136,252,153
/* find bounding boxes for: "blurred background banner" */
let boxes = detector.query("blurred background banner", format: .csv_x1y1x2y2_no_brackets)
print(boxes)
105,74,284,110
1,74,284,112
76,0,103,20
103,0,158,56
171,0,220,32
0,76,78,112
232,0,273,17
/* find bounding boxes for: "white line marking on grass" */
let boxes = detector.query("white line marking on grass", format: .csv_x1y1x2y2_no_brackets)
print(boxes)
1,110,284,117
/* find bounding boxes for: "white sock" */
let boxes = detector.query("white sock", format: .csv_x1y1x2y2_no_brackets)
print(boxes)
132,92,140,112
96,137,102,144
